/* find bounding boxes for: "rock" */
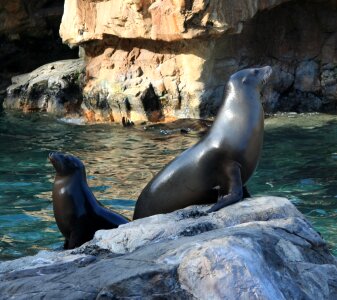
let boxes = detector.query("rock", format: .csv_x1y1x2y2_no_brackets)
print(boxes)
4,59,85,115
0,0,78,105
295,61,320,93
0,0,62,37
1,197,336,299
321,67,337,101
59,0,289,43
2,1,337,119
271,63,295,94
276,90,324,113
262,89,280,113
50,0,337,122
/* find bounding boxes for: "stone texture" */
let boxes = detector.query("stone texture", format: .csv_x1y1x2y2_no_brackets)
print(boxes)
54,0,337,123
295,60,320,93
59,0,290,43
1,197,337,299
2,1,337,120
0,0,78,108
4,59,85,115
0,0,61,37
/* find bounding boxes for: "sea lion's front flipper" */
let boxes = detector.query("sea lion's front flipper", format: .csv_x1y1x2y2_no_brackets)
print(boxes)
67,216,91,249
63,239,69,249
243,186,251,198
207,161,243,213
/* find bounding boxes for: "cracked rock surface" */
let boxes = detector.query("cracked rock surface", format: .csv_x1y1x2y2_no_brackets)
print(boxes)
3,59,85,115
57,0,337,123
1,197,337,299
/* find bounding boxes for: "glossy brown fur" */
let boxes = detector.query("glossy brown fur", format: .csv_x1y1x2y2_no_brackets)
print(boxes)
50,153,129,249
133,66,272,219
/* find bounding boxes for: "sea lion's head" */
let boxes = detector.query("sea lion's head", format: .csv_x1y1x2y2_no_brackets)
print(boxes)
230,66,272,90
49,152,85,176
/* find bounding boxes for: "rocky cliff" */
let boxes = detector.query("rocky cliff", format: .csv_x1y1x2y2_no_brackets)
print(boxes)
2,0,337,123
1,197,337,299
57,0,337,123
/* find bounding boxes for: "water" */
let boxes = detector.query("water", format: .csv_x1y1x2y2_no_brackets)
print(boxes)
0,112,336,260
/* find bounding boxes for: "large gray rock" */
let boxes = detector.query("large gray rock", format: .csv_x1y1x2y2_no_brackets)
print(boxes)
1,197,336,299
4,59,85,116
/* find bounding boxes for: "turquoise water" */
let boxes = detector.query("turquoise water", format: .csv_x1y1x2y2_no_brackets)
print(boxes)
0,112,336,260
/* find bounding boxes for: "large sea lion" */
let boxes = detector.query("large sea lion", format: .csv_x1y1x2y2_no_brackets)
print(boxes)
49,152,129,249
133,66,272,219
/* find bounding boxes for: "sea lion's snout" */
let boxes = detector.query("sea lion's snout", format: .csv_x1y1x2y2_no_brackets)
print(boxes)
48,152,64,173
260,66,273,85
49,152,62,163
48,152,57,164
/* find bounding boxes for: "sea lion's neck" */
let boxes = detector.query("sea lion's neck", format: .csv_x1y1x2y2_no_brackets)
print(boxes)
54,171,87,188
226,81,260,106
209,82,262,142
214,82,260,121
54,169,87,183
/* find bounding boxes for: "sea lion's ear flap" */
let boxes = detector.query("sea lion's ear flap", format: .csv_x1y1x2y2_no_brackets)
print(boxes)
242,76,248,84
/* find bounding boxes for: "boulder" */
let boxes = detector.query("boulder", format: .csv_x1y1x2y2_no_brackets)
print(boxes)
3,59,85,115
1,197,336,299
0,0,78,103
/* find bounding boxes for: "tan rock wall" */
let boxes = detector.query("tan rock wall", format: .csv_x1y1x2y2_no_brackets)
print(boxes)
5,0,335,123
60,0,290,44
81,37,215,122
61,0,300,123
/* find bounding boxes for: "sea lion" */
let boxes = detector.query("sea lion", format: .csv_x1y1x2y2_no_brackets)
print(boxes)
133,66,272,219
49,152,129,249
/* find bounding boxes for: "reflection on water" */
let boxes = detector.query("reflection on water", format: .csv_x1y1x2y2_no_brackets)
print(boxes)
0,112,336,260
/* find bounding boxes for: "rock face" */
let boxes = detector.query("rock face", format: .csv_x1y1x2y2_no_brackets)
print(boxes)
50,0,337,123
2,1,337,121
60,0,289,43
1,197,337,299
3,59,85,115
0,0,78,108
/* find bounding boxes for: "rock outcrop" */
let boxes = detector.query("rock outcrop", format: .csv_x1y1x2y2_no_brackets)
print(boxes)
56,0,337,123
1,197,337,299
2,0,337,122
3,59,85,115
0,0,77,107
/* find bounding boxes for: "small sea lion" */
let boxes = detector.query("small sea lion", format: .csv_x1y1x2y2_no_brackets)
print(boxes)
49,152,129,249
133,66,272,219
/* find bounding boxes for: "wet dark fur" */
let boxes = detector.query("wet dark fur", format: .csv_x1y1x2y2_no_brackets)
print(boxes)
49,152,129,249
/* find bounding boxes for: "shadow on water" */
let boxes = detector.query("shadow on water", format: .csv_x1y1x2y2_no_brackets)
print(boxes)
0,112,337,260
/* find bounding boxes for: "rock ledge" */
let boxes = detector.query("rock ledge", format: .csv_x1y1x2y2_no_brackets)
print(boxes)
1,197,336,299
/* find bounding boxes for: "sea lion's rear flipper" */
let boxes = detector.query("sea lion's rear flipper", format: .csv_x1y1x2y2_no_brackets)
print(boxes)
207,161,243,213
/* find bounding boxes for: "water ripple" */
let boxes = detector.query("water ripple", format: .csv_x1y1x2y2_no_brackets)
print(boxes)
0,112,337,260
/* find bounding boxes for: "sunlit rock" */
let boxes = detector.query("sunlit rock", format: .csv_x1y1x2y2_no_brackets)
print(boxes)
3,59,85,115
2,1,337,121
1,197,336,299
57,0,337,122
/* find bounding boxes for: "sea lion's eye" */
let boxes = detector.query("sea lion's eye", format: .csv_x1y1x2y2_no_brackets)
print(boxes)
254,69,259,75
